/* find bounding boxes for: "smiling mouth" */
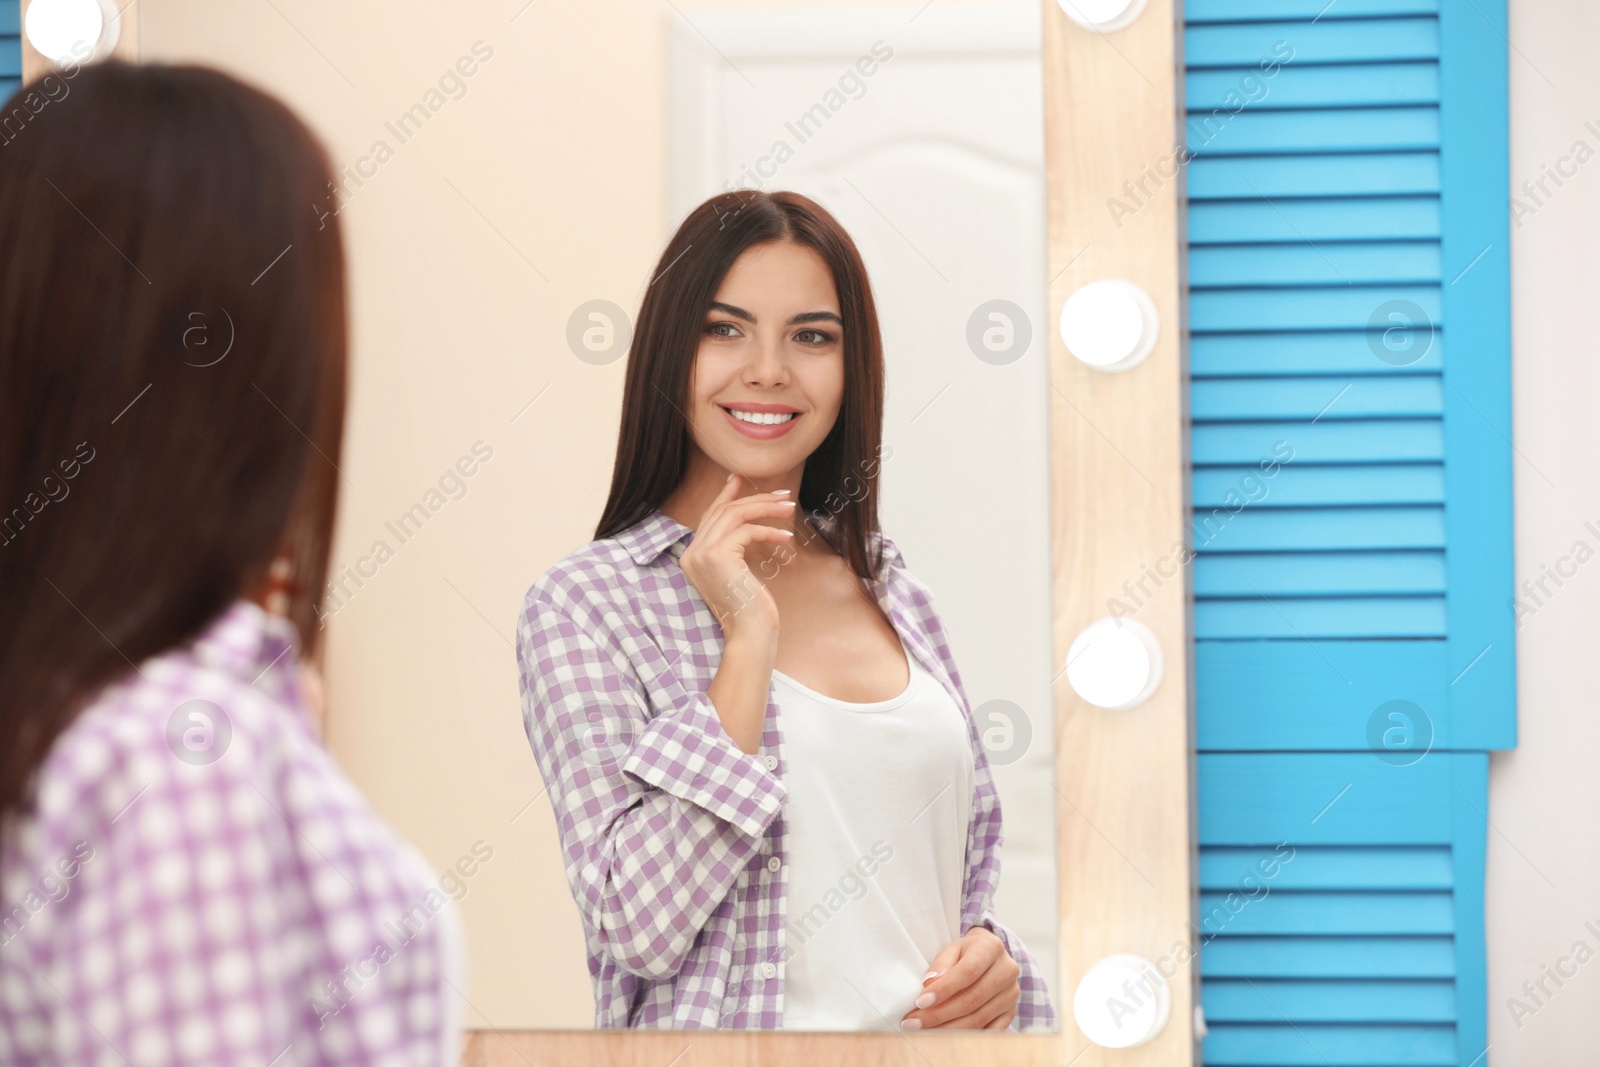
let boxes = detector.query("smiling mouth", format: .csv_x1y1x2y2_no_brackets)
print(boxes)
722,407,798,426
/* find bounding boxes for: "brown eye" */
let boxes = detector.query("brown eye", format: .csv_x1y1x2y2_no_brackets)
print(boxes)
795,328,836,346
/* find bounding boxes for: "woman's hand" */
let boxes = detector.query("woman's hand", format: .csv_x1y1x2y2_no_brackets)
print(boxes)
677,473,795,647
680,473,796,755
900,927,1021,1031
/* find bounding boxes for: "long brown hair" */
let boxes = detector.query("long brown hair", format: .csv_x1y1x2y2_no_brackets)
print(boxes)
595,190,885,579
0,62,347,820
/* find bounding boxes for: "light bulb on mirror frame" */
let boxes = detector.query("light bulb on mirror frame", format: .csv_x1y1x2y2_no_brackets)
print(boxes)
1064,616,1163,710
1072,953,1172,1048
1059,278,1159,372
24,0,120,67
1054,0,1150,34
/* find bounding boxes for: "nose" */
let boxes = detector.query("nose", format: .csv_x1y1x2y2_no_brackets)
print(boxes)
741,332,790,388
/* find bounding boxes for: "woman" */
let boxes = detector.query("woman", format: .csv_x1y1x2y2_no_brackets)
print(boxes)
0,63,458,1065
516,190,1054,1031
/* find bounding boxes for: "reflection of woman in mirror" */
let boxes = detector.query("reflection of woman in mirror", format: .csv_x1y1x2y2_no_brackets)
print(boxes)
517,190,1054,1031
0,63,458,1064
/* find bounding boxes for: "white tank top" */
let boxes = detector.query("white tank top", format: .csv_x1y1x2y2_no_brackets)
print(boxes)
773,646,975,1030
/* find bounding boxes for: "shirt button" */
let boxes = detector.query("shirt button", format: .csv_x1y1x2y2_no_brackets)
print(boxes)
764,755,778,770
766,856,781,873
759,962,777,979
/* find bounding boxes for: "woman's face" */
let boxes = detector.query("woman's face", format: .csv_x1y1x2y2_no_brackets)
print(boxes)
684,240,845,482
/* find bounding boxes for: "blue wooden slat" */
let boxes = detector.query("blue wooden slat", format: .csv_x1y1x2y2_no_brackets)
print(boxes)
1189,196,1441,243
1201,936,1457,978
1189,108,1441,155
1199,753,1474,845
1189,155,1441,201
1200,846,1455,889
0,2,15,33
1203,979,1458,1022
1190,238,1441,284
1196,596,1445,639
1194,551,1447,597
1193,420,1443,464
1186,0,1439,21
1187,62,1440,109
1186,19,1441,68
1192,331,1443,376
1191,285,1442,334
1192,465,1445,507
1202,891,1455,935
1196,639,1451,751
1196,507,1445,551
1202,1022,1458,1065
1192,375,1442,420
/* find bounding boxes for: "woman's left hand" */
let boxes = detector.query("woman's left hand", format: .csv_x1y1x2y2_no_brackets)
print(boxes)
900,926,1021,1031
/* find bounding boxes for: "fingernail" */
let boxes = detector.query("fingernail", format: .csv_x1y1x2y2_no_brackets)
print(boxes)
772,489,792,496
922,970,939,983
901,1019,922,1032
915,992,936,1009
727,472,735,482
779,530,795,537
778,501,796,508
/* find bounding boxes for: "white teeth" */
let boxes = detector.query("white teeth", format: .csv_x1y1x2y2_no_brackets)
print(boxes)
727,409,797,426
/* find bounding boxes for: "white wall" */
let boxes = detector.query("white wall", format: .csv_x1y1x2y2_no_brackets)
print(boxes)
1488,0,1600,1061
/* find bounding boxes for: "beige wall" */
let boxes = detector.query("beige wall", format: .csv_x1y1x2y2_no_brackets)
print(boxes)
141,0,674,1028
1490,0,1600,1061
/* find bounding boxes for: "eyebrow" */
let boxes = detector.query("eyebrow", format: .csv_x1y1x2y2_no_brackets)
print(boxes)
707,301,843,327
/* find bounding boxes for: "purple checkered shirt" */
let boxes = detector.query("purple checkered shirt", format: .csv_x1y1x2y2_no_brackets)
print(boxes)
0,600,460,1066
515,510,1056,1030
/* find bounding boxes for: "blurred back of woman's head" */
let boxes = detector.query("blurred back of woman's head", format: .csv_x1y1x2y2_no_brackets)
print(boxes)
0,60,347,819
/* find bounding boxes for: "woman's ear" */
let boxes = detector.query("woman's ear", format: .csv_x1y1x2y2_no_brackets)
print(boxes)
260,553,295,617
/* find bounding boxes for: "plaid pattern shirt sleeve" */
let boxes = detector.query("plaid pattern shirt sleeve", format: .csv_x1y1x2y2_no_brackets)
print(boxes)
516,561,787,986
0,601,459,1067
516,512,1055,1031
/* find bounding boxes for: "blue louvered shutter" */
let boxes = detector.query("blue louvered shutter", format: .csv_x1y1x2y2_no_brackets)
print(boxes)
1183,1,1512,1064
0,2,19,101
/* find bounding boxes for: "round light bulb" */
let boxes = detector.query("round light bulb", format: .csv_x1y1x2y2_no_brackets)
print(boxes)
1073,953,1172,1048
1065,617,1163,710
24,0,119,67
1059,279,1158,372
1055,0,1149,33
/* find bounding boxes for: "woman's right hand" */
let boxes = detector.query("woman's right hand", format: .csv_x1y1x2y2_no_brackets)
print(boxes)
676,473,796,649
